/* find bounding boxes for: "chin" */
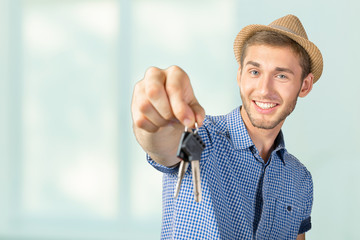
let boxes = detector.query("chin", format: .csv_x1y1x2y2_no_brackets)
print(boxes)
249,116,283,130
252,122,279,130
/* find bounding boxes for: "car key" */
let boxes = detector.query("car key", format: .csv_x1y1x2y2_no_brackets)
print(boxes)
174,123,205,202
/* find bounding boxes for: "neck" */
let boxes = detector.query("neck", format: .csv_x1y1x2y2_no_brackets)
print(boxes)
240,107,283,163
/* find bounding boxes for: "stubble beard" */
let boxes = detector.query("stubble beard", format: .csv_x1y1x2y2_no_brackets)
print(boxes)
240,93,298,130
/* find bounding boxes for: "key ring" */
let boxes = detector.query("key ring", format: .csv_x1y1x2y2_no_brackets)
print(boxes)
194,122,199,134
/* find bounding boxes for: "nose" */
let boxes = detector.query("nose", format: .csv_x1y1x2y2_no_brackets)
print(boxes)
256,74,273,95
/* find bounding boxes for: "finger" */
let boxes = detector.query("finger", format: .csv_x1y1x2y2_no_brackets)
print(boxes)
190,101,206,127
138,99,169,127
165,66,196,127
132,80,163,132
132,113,159,133
169,99,195,127
144,67,174,120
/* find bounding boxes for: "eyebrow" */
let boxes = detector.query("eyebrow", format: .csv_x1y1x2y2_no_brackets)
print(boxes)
245,61,260,67
275,67,294,75
245,61,295,75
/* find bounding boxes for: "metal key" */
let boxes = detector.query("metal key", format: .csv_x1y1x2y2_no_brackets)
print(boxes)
174,123,205,202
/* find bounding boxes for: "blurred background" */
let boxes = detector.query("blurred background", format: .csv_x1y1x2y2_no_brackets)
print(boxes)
1,0,359,239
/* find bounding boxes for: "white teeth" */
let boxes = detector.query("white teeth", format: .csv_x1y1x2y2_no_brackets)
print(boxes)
255,101,277,109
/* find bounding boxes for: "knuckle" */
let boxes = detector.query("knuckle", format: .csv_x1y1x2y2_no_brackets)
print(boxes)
165,66,189,94
166,65,186,79
133,117,146,129
138,101,151,113
134,117,157,132
146,84,162,100
163,111,174,121
167,65,182,73
145,66,163,78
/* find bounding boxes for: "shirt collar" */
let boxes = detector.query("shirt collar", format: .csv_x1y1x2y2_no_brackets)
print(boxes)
273,130,286,165
226,107,254,150
226,106,287,165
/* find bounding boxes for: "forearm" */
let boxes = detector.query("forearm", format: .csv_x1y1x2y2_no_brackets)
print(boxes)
296,233,305,240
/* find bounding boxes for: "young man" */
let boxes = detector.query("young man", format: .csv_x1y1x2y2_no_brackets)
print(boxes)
131,15,323,239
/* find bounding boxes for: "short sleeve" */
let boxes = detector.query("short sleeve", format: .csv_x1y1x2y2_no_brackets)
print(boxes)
146,154,179,174
298,171,313,234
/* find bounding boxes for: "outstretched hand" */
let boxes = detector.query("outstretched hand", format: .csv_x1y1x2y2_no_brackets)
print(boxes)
131,66,205,166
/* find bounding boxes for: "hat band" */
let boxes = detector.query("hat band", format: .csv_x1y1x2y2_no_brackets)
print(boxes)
270,24,300,37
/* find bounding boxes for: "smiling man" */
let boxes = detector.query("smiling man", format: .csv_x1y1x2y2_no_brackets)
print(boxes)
131,15,323,239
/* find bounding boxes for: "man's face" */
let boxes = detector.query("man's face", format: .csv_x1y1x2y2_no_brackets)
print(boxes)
237,44,313,130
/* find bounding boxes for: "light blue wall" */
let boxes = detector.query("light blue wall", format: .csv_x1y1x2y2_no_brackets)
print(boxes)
1,0,359,239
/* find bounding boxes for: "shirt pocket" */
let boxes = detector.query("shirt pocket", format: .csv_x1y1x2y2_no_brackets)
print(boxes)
268,198,304,239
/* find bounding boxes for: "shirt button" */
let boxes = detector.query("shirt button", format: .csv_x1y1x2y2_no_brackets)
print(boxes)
287,206,292,211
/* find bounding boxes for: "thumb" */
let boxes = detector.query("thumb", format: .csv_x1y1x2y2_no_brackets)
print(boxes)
167,89,203,128
189,100,205,127
169,97,196,128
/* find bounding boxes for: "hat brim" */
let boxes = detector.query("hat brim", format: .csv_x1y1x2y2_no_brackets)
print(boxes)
233,24,323,83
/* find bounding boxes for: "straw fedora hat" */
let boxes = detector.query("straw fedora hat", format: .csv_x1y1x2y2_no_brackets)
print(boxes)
233,14,323,83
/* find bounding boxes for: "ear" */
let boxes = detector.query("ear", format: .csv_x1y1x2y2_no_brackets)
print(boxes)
298,73,314,98
237,65,242,86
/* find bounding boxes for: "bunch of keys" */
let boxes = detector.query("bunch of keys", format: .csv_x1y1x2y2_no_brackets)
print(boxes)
174,123,206,203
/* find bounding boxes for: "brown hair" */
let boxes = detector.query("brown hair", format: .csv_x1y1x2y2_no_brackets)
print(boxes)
240,31,311,80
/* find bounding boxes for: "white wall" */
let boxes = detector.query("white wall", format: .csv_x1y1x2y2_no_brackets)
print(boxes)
1,0,359,239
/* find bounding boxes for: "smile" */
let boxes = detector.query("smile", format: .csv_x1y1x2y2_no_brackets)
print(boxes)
254,101,278,110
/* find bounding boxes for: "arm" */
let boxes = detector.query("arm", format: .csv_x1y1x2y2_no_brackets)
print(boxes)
297,233,305,240
131,66,205,167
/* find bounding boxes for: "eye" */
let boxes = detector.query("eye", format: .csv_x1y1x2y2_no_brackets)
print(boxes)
276,74,287,79
250,70,259,76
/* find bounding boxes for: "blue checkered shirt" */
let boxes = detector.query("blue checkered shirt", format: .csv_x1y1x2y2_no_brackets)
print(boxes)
147,107,313,239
